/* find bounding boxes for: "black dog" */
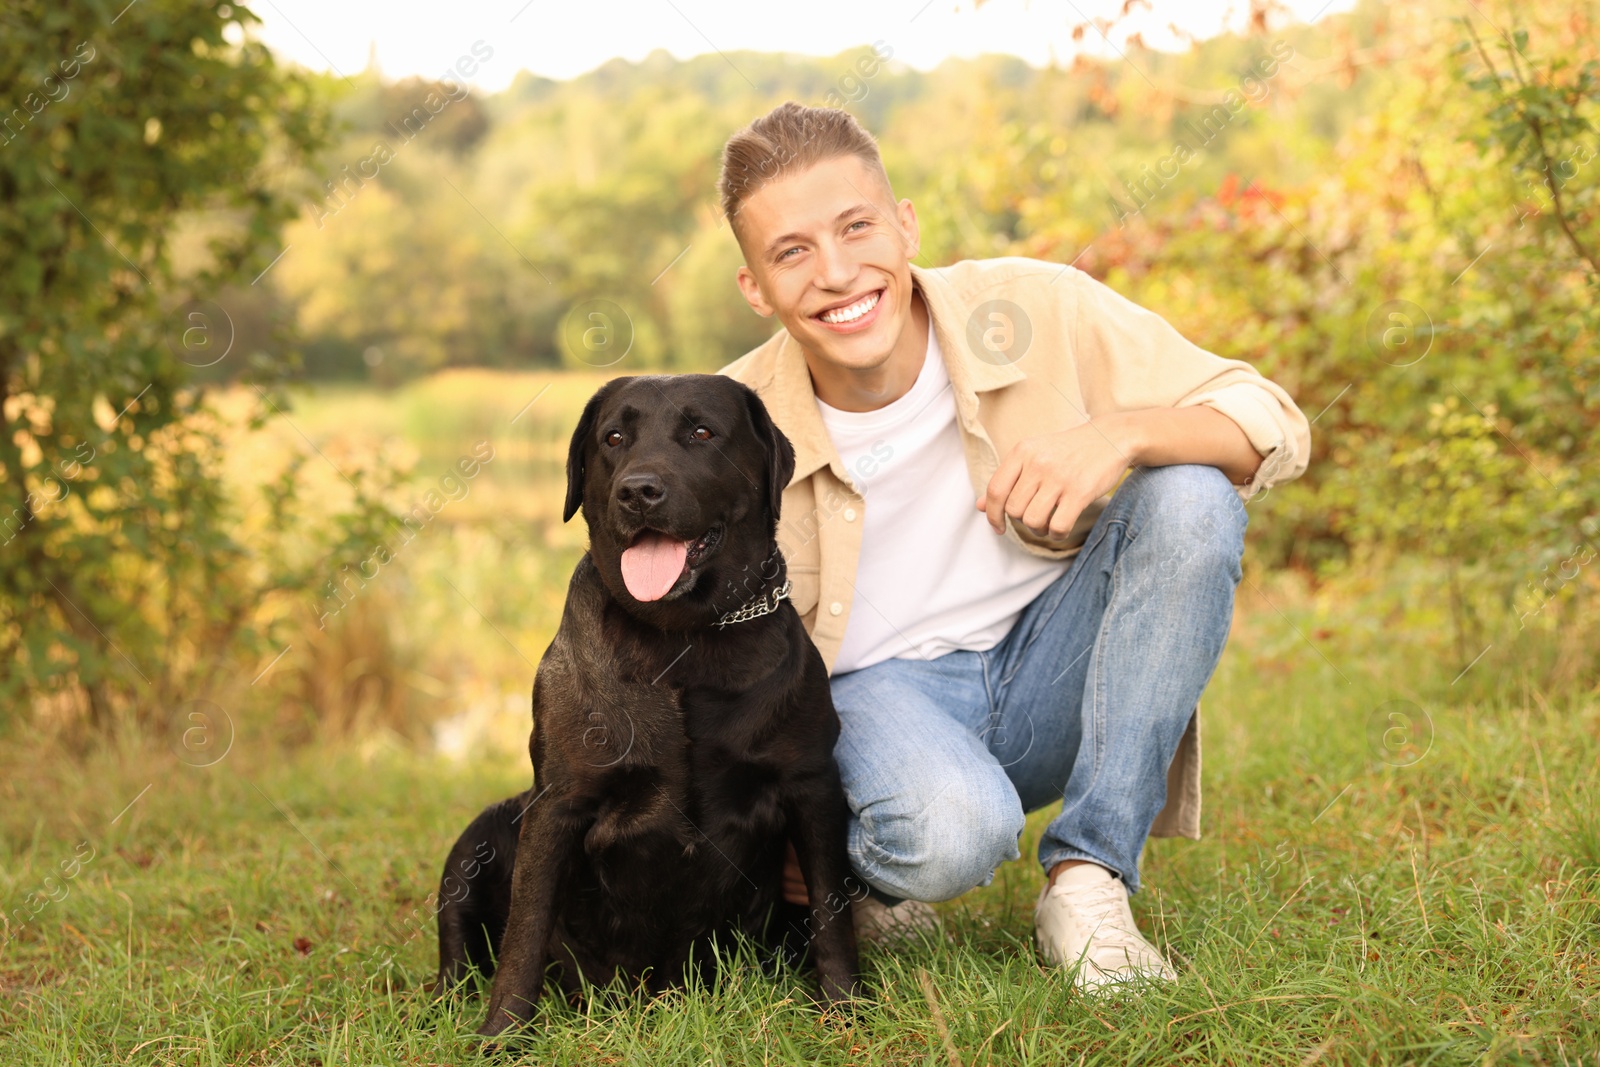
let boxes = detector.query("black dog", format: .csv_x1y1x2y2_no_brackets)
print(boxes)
434,374,861,1039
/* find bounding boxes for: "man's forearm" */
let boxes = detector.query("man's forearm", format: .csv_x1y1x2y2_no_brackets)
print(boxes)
1097,407,1264,486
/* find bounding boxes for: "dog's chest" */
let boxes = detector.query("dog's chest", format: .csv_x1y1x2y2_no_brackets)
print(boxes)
679,698,788,835
576,693,787,858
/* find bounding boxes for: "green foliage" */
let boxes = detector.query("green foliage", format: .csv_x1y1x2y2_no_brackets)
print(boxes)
0,0,400,732
266,39,1361,377
960,1,1599,668
6,0,1598,728
1346,10,1600,605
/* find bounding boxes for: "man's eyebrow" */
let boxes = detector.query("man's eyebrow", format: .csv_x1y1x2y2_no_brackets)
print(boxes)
763,202,876,259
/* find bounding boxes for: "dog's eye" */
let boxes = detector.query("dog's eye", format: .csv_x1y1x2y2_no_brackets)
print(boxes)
605,430,624,447
691,426,715,442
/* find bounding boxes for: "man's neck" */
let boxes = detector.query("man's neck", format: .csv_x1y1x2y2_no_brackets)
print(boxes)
804,289,931,413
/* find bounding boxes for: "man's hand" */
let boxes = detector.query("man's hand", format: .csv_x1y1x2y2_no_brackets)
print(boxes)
977,407,1266,537
977,420,1132,538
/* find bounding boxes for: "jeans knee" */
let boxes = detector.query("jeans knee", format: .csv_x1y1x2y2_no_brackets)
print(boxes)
1126,464,1246,580
850,781,1025,903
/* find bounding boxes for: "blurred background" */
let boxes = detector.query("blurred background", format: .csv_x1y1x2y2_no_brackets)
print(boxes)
1,0,1598,1056
5,0,1593,754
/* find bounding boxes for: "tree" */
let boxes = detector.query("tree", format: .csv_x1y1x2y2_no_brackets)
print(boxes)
0,0,379,732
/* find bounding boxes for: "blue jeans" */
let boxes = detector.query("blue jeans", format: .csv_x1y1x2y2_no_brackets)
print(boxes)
830,464,1247,900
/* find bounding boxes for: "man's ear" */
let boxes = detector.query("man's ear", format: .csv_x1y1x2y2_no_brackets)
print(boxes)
563,379,620,523
896,196,921,259
736,264,776,318
738,381,795,523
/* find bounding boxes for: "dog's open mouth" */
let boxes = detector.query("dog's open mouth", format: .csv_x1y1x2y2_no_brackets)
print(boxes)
619,524,724,602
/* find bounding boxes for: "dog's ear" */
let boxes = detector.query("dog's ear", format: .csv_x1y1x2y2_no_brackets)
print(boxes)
740,382,796,521
563,380,619,523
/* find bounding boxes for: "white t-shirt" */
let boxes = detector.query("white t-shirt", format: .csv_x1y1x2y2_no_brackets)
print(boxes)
816,325,1069,675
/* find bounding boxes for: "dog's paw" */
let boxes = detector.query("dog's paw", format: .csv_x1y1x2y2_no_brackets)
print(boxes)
475,1009,516,1039
475,1036,522,1059
819,974,868,1014
474,1012,535,1059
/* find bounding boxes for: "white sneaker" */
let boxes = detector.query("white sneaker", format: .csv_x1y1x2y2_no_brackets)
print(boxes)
1034,863,1177,992
853,894,942,948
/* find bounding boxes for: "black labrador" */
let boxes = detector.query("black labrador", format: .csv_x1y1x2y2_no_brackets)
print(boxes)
434,374,861,1039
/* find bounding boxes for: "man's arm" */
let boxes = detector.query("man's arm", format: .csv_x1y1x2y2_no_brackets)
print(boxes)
1108,406,1263,484
976,406,1261,537
977,265,1310,538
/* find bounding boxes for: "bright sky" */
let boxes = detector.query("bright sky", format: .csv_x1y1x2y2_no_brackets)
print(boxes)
250,0,1358,92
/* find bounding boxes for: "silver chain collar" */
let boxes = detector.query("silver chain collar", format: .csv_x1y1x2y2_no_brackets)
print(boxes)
715,579,792,629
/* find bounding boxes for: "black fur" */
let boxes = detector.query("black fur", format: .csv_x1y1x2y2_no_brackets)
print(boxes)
433,374,862,1039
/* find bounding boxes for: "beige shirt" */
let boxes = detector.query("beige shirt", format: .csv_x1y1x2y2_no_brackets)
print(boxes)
719,256,1311,839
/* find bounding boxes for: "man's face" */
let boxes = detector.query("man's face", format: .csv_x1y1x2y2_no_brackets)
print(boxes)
734,154,920,376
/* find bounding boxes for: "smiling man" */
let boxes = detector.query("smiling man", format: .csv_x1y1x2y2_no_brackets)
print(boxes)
717,102,1310,991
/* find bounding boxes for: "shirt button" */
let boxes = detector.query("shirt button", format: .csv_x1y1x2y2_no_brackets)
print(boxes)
828,602,843,616
843,508,857,522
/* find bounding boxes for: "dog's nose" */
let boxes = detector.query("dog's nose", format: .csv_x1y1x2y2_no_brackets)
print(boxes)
616,472,667,513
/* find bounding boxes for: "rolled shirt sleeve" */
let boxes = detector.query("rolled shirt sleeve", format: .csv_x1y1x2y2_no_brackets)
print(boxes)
1069,267,1311,499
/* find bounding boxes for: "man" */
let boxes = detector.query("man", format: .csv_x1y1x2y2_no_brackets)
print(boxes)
716,102,1309,991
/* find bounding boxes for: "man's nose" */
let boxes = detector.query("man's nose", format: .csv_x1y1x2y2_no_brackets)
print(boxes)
616,471,667,513
812,238,860,292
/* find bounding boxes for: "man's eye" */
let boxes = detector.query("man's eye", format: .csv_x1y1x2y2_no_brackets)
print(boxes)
605,430,624,447
691,426,715,442
846,220,870,233
777,246,802,261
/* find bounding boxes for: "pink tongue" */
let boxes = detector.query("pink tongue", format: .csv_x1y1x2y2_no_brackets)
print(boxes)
619,531,690,602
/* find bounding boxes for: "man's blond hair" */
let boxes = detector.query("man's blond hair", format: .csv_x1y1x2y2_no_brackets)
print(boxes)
718,102,892,246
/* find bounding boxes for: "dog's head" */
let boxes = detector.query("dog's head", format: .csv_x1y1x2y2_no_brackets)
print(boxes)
563,375,796,628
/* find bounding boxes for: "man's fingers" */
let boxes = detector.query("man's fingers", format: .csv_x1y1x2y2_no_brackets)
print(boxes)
1000,478,1045,537
1020,485,1061,534
1047,497,1084,538
982,455,1024,532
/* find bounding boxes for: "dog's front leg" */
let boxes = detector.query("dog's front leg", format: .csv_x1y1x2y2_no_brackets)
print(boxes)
476,796,577,1039
784,763,863,1005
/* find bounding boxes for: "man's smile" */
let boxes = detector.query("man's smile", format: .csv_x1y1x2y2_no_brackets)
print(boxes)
813,288,885,333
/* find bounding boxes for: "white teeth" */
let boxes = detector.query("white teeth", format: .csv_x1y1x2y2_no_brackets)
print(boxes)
819,291,880,324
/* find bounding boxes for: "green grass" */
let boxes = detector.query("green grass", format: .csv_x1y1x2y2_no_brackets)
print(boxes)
2,622,1596,1065
6,370,1595,1063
